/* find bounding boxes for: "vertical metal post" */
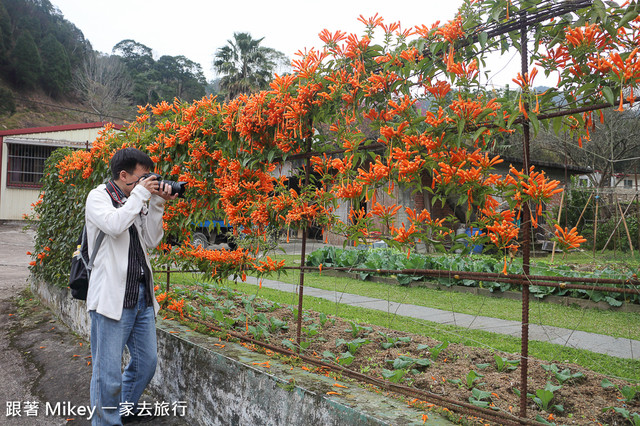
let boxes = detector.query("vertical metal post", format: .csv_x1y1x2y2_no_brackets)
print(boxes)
164,263,171,308
296,136,313,352
593,194,599,258
636,167,640,251
519,14,531,419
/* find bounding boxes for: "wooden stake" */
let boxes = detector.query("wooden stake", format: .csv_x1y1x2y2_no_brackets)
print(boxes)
601,195,637,253
617,198,635,257
551,191,565,264
575,192,594,229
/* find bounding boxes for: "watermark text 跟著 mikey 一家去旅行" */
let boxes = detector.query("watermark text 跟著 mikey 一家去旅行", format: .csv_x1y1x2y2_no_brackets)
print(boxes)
5,400,188,420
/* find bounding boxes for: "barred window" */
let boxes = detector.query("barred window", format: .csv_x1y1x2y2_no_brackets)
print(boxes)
7,144,57,188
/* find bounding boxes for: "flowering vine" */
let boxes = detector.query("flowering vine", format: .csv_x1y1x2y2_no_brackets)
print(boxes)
28,0,640,286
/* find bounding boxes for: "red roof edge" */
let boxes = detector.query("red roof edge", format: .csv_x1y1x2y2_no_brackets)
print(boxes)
0,122,124,137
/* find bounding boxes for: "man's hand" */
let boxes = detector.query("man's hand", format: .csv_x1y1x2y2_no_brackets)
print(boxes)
156,182,179,201
139,175,178,201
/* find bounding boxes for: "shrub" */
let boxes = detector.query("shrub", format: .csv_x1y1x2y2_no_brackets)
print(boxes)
0,87,15,115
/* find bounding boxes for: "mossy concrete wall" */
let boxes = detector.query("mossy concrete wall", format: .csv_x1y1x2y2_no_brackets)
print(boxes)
30,278,451,426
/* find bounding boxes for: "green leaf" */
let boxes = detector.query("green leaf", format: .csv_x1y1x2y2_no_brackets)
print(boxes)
507,110,518,128
619,9,639,28
390,358,414,370
534,414,556,425
465,370,485,389
529,112,540,136
471,126,487,143
605,296,623,307
282,339,296,351
478,31,488,49
555,369,584,384
382,368,407,383
602,86,615,106
430,340,449,360
620,385,639,401
552,115,562,135
592,0,606,21
322,350,336,360
471,388,492,401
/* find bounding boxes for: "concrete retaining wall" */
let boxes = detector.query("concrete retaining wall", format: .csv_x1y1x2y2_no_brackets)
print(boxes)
30,278,450,426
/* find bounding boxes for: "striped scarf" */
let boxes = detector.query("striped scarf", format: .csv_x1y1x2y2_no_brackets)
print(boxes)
106,181,151,308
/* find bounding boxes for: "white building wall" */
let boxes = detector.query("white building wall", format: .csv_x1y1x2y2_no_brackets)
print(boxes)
1,127,106,221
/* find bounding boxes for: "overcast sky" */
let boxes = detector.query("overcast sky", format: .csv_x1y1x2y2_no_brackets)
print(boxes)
51,1,533,87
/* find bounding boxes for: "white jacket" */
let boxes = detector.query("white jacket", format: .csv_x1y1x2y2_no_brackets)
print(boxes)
85,183,164,320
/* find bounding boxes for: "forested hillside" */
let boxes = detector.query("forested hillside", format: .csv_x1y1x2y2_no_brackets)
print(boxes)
0,0,210,128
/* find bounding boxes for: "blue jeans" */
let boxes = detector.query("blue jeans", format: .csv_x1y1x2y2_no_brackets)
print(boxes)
90,283,157,426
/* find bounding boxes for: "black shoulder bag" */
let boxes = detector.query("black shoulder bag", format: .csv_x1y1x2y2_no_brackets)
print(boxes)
69,186,122,300
69,227,105,300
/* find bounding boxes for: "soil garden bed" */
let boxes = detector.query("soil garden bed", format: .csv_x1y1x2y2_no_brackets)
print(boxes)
162,280,640,425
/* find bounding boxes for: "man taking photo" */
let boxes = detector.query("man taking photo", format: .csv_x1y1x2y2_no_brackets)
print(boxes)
85,147,177,425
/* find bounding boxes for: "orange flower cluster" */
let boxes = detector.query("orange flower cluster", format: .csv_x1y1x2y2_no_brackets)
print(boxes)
356,158,390,185
251,256,286,273
371,202,401,221
56,149,94,181
434,14,464,43
425,80,451,100
167,298,185,317
565,24,609,49
448,95,501,124
554,225,587,251
40,3,640,282
486,214,520,251
512,68,538,89
446,52,479,81
390,222,418,243
539,18,640,113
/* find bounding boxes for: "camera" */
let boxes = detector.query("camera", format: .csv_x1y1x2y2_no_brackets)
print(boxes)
142,172,187,198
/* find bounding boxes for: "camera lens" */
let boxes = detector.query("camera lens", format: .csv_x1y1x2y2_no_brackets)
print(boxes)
165,180,187,198
144,173,187,198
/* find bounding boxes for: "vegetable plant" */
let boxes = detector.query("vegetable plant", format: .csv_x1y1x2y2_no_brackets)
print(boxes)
494,354,520,372
322,350,355,366
542,363,584,384
448,370,485,390
601,378,639,402
531,382,564,413
335,338,370,355
345,321,373,338
386,356,431,372
429,341,449,361
212,310,235,328
381,368,408,383
268,317,289,333
302,323,320,338
378,331,411,349
468,388,498,410
602,407,640,426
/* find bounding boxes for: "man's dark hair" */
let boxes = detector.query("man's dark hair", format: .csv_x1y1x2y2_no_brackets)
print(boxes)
110,148,154,180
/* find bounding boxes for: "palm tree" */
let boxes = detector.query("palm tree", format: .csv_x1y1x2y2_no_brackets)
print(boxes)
213,32,288,100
